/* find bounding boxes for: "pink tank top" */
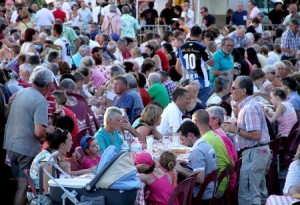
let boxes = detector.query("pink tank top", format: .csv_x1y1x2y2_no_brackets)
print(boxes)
146,173,176,205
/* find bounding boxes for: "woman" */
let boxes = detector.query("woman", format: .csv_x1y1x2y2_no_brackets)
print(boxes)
185,82,204,116
283,144,300,195
144,41,162,71
262,65,277,88
136,104,163,142
69,4,82,28
161,30,174,46
20,28,38,55
266,88,297,137
94,107,126,154
232,48,250,76
29,128,94,193
53,90,79,146
250,68,274,96
18,11,33,31
246,47,261,69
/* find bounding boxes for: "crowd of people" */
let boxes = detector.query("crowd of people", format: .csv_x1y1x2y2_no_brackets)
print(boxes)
0,0,300,205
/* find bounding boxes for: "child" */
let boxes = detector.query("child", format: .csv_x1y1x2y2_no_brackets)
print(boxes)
134,152,177,205
58,161,72,178
80,135,101,169
158,151,177,188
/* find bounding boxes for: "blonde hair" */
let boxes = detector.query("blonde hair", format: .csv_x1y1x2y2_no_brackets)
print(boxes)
159,151,176,171
140,104,163,126
53,90,68,105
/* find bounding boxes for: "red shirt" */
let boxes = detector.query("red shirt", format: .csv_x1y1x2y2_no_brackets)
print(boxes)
53,9,66,23
156,49,170,72
139,88,151,107
62,107,79,147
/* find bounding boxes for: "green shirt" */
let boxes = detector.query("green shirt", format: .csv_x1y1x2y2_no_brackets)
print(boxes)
202,130,230,193
148,82,170,109
95,126,124,155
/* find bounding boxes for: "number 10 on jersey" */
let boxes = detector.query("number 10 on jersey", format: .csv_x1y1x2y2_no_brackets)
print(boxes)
183,53,196,70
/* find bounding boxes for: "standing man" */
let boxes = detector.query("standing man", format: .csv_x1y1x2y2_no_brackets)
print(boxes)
209,37,234,87
230,2,247,26
120,6,141,38
247,0,260,26
282,4,300,26
53,23,72,66
175,120,217,202
200,6,216,30
140,1,159,25
35,3,55,29
3,69,53,205
78,1,93,32
160,0,175,26
228,25,248,48
181,1,194,29
53,2,67,23
223,76,271,205
281,19,300,60
176,25,214,104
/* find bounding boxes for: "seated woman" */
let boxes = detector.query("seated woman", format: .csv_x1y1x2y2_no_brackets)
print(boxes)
29,128,94,193
266,88,297,137
136,104,163,143
134,152,176,205
184,81,204,115
94,107,125,154
283,144,300,195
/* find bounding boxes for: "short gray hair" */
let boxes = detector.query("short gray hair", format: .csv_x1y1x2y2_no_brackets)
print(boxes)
33,68,54,88
79,45,90,53
214,76,230,92
107,41,117,51
123,73,137,89
148,72,161,85
104,107,122,127
221,36,234,46
236,75,254,95
80,56,95,68
274,61,286,70
20,63,33,74
206,106,226,125
48,63,59,75
111,65,125,78
59,79,77,91
122,5,130,14
262,65,276,73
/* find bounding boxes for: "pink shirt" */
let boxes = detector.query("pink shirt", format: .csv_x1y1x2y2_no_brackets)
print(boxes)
277,102,297,137
214,128,238,192
101,13,122,36
81,154,101,169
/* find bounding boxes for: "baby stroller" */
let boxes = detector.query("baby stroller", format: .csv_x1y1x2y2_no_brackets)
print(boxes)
40,146,141,205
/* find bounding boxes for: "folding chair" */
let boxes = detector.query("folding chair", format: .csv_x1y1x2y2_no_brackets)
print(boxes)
168,176,195,205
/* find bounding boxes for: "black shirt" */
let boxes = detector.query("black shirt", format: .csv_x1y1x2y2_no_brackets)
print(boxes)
203,14,216,27
160,7,175,25
141,8,158,25
268,9,287,24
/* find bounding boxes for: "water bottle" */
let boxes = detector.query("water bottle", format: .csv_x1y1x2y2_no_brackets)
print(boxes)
131,139,142,153
124,130,132,150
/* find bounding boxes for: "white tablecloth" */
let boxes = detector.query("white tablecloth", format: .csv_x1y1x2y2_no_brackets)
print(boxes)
265,195,299,205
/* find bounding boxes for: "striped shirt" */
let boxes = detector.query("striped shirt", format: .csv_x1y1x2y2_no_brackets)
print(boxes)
237,96,270,149
281,29,300,57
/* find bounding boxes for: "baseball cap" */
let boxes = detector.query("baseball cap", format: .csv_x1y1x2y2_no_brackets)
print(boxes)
80,135,94,150
134,152,154,167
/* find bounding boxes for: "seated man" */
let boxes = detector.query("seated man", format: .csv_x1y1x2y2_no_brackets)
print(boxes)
175,120,217,202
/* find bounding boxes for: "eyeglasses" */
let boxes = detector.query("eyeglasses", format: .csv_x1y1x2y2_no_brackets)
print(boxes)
231,86,242,91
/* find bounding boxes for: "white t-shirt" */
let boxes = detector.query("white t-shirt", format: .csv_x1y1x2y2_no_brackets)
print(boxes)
206,93,222,107
181,9,194,28
35,8,55,27
10,10,18,24
54,36,71,65
92,6,102,23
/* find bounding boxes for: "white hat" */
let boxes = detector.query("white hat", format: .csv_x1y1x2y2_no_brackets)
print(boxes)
55,2,62,8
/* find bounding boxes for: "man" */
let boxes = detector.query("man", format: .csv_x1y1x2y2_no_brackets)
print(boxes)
101,5,122,37
228,25,247,48
206,76,230,107
78,1,93,31
35,3,54,29
157,87,190,135
192,109,231,198
53,2,67,23
281,19,300,60
140,1,159,25
112,76,134,122
176,25,214,104
3,69,54,205
282,77,300,120
72,45,90,69
200,6,216,30
158,70,177,101
180,1,194,29
230,2,247,26
96,33,110,51
115,38,128,63
268,1,286,26
103,41,117,62
175,120,217,202
160,0,175,26
282,4,300,26
123,73,144,121
247,0,260,26
53,23,72,66
120,6,141,38
223,76,271,205
209,37,234,87
131,47,144,70
147,72,170,109
100,0,122,24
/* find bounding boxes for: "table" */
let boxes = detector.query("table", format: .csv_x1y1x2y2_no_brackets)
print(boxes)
265,195,300,205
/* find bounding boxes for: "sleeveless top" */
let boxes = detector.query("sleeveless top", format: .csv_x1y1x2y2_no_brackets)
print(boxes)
146,173,176,205
20,42,34,55
277,101,297,137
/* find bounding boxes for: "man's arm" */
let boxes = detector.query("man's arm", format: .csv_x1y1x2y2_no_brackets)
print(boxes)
175,58,183,76
175,162,205,184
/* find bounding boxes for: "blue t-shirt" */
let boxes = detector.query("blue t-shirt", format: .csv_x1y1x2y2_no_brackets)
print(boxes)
209,49,234,86
287,92,300,111
112,92,134,121
95,126,124,155
231,10,247,26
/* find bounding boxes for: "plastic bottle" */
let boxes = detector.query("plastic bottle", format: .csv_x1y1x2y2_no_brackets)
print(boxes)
121,141,130,152
124,130,132,150
131,139,142,153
